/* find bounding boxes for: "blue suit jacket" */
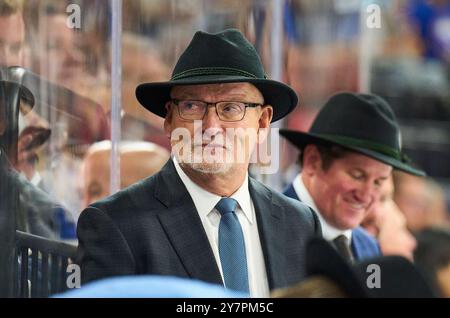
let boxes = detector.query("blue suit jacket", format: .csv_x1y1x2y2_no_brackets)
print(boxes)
77,160,322,289
283,183,381,261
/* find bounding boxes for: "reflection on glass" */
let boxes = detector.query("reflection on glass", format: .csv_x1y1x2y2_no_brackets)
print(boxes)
0,0,447,242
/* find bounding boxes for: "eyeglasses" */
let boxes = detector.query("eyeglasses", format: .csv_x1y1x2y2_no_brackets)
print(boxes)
171,99,262,122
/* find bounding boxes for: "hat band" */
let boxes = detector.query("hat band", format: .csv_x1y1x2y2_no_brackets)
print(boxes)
320,134,402,160
171,67,265,81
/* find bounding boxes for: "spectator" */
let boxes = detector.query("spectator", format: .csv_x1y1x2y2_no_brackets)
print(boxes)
361,175,417,261
77,29,321,297
414,227,450,297
393,171,449,232
81,140,169,208
0,69,72,239
280,92,425,262
0,0,24,67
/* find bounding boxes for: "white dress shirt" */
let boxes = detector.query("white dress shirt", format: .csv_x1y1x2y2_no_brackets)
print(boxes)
292,174,352,243
173,157,269,297
29,171,42,187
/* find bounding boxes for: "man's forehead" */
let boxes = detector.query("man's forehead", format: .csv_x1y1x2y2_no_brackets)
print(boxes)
170,82,263,100
335,151,392,173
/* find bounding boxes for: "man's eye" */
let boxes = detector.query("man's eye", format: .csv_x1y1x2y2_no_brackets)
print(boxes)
183,102,201,110
222,103,242,113
350,171,363,180
374,178,385,187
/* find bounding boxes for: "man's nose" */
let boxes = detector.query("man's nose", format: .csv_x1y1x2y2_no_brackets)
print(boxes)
355,182,376,204
202,105,222,130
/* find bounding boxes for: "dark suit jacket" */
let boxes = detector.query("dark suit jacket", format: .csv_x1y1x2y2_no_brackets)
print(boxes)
77,160,322,289
0,148,65,239
283,182,381,261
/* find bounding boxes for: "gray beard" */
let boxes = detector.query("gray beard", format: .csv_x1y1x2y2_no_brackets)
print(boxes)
180,161,234,175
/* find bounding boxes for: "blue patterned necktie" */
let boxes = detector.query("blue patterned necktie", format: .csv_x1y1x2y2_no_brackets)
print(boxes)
216,197,249,293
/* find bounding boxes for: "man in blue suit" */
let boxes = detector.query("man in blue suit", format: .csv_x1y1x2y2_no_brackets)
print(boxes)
280,92,425,262
77,29,321,297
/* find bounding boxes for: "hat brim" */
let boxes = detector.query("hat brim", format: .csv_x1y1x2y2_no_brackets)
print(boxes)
306,238,436,298
19,126,51,150
1,81,35,115
306,238,370,298
280,129,426,177
136,75,298,122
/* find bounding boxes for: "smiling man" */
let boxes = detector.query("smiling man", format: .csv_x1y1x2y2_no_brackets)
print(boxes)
76,29,321,297
280,92,425,262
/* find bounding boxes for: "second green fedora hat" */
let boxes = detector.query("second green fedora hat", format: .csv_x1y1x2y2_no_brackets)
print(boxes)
280,92,425,176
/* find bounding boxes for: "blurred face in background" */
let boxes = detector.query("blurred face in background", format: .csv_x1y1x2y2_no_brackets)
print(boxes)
82,149,109,207
394,173,429,232
394,171,449,232
82,144,169,207
40,14,84,87
0,12,24,67
362,175,417,261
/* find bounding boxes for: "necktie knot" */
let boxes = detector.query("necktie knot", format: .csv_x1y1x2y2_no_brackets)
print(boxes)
333,235,355,263
333,234,349,246
216,198,238,216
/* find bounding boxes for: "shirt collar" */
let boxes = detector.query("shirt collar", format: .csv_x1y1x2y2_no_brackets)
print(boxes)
173,157,253,224
29,171,42,187
293,174,352,242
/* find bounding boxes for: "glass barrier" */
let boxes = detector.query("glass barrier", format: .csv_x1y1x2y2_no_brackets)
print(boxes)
0,0,449,298
1,0,111,243
0,0,448,246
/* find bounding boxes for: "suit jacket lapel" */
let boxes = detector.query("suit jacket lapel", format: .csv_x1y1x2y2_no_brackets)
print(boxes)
249,178,287,290
149,160,223,285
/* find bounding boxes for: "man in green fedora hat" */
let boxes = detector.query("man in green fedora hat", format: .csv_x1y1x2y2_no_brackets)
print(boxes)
77,29,321,297
280,92,425,262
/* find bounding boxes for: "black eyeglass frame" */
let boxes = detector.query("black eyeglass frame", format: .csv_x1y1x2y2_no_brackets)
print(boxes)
171,99,262,122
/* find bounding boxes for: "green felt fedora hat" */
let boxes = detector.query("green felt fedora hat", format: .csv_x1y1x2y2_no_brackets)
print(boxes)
136,29,298,122
280,92,425,176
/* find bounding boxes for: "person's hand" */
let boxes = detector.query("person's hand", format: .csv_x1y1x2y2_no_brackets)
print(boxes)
15,126,51,180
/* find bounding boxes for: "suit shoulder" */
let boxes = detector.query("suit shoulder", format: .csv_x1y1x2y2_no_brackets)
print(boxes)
252,178,317,219
87,171,161,218
267,184,312,212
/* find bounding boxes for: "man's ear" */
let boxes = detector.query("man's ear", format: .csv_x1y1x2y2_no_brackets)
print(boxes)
259,105,273,129
163,101,173,138
256,105,273,143
302,144,322,176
